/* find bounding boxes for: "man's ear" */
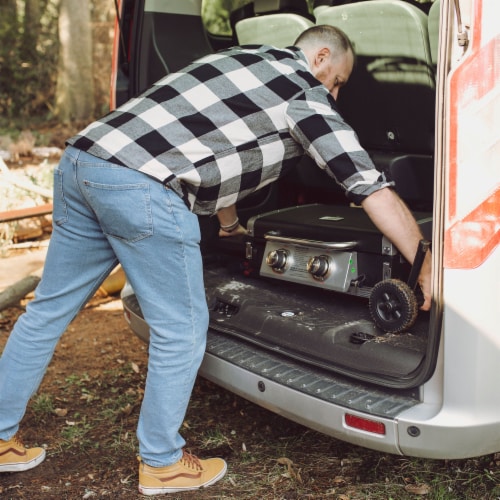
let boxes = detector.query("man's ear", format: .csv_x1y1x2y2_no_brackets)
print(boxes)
314,47,331,68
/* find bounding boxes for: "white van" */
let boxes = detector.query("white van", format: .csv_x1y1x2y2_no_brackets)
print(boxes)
115,0,500,459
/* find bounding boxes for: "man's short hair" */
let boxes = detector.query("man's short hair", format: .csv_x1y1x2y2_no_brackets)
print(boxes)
294,24,355,60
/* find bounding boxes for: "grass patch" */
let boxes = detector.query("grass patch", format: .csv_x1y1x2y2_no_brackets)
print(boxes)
46,365,144,461
34,368,498,498
31,393,55,424
198,426,233,450
60,416,94,451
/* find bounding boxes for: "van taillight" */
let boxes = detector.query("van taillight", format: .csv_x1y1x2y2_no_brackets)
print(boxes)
345,414,386,435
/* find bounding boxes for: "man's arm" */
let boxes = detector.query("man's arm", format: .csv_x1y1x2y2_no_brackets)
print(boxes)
361,187,432,311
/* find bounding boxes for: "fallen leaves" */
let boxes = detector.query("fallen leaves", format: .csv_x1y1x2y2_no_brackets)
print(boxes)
277,456,303,483
54,407,68,417
117,403,133,417
404,482,431,495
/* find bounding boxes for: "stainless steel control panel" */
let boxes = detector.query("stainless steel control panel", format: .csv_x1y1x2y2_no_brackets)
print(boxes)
259,233,359,293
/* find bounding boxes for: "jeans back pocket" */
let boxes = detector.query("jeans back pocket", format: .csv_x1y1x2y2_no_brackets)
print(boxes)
82,180,153,243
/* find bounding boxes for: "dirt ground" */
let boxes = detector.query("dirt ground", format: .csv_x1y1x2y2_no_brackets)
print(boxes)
0,289,377,500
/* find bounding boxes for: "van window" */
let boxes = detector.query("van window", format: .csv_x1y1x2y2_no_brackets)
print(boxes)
202,0,252,36
202,0,315,37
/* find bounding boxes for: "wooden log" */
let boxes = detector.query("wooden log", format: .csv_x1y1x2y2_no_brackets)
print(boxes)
0,203,53,223
0,275,40,311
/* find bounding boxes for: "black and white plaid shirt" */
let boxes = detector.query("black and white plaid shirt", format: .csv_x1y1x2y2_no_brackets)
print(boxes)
68,45,392,215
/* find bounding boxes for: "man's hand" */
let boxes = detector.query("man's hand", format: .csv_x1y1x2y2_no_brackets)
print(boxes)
361,188,432,311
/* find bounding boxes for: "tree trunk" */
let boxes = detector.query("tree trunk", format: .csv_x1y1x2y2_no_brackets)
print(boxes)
55,0,94,122
22,0,41,60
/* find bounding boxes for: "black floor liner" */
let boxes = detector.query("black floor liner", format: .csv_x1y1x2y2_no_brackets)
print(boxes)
205,263,429,379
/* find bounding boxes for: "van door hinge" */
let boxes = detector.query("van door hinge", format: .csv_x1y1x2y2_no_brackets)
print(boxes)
453,0,469,54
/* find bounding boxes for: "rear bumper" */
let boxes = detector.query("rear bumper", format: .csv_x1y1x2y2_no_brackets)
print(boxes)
199,334,406,455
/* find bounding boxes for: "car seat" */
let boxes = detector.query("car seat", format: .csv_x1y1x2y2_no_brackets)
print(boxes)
428,0,441,69
315,0,436,210
232,0,314,47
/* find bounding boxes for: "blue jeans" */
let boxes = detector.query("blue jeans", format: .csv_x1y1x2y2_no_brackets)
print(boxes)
0,146,208,467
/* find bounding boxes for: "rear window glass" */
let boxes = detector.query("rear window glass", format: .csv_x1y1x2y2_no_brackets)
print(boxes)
202,0,252,37
202,0,315,37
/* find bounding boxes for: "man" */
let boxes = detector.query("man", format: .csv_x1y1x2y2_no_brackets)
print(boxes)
0,25,431,495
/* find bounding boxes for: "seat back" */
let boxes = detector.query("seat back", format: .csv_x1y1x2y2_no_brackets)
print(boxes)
316,0,435,154
233,0,314,47
314,0,434,16
236,13,314,46
314,0,436,210
428,0,441,68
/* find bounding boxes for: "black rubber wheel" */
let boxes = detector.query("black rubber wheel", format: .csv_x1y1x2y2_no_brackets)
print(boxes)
369,279,418,333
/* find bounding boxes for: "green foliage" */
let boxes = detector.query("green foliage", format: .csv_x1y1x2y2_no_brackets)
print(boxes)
31,393,55,422
0,1,59,123
202,0,315,36
202,0,249,36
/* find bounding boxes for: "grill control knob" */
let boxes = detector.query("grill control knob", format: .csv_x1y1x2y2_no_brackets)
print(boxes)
266,248,289,273
307,255,330,281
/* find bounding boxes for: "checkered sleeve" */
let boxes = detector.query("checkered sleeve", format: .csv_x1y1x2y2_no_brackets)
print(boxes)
285,89,394,204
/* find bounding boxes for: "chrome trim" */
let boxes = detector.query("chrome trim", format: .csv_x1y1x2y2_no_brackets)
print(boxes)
264,232,358,250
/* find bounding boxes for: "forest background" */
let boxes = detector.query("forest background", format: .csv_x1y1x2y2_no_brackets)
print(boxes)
1,0,116,132
0,0,313,134
0,0,289,134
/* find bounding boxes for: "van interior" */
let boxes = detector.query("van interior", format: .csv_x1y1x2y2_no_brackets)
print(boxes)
118,0,440,389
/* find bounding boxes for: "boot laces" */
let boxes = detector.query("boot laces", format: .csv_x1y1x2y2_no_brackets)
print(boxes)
180,450,203,471
12,434,24,448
